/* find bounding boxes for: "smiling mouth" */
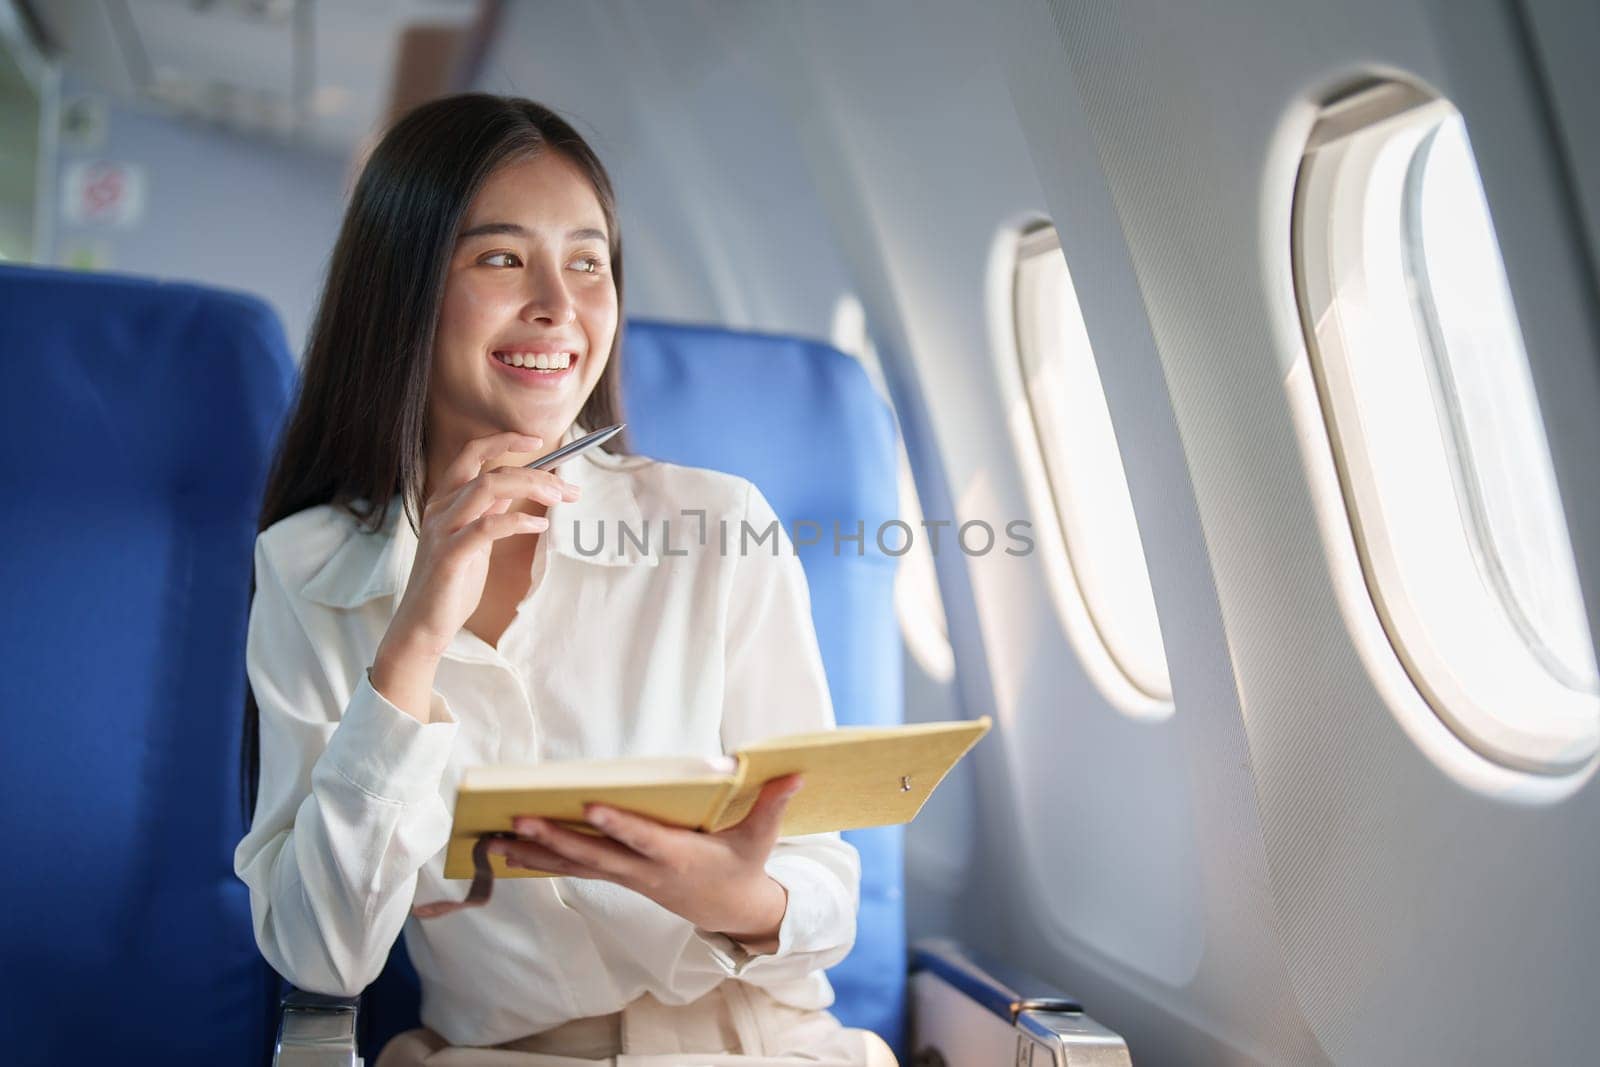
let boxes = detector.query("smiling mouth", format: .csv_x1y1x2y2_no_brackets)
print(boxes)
492,350,577,373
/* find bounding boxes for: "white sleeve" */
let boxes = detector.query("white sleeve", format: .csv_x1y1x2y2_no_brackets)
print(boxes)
232,535,459,997
685,481,861,985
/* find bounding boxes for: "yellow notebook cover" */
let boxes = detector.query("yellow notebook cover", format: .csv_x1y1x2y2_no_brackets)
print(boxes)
442,716,992,879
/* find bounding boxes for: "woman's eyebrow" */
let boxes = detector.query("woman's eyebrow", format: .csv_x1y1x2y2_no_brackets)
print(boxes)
457,221,607,242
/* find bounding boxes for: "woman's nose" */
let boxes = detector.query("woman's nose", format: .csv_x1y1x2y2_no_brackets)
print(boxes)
518,263,577,327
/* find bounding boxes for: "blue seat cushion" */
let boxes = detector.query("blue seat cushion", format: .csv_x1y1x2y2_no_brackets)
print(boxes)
0,264,297,1066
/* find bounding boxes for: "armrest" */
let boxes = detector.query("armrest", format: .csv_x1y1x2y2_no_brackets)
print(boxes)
910,938,1131,1066
274,989,361,1067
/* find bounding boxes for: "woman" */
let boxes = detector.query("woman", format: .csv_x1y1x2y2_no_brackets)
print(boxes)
235,93,895,1066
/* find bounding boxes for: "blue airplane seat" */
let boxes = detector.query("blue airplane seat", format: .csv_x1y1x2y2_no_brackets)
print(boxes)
625,319,907,1054
363,320,908,1061
0,263,297,1065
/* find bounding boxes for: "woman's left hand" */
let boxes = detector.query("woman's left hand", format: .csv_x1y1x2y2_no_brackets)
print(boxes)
490,773,804,954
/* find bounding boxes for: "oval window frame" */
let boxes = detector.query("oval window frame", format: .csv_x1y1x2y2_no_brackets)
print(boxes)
1291,80,1599,775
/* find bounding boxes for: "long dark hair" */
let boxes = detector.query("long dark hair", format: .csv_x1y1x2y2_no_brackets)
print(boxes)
241,94,628,821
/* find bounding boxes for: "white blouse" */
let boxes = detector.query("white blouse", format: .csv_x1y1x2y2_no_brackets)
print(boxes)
233,433,860,1047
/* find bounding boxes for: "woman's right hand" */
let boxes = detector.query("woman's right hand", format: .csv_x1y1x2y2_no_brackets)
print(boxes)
384,431,581,662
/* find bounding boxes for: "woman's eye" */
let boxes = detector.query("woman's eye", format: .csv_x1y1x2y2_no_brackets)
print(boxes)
482,252,521,267
570,256,604,274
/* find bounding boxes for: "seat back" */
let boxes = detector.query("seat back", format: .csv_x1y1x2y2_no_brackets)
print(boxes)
624,319,907,1049
364,320,908,1059
0,264,297,1065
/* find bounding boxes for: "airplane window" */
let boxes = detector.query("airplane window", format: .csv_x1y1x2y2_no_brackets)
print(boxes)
832,295,956,683
1294,83,1599,773
1012,225,1173,708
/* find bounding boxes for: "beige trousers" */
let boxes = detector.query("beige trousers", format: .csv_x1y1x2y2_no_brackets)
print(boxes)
374,982,899,1067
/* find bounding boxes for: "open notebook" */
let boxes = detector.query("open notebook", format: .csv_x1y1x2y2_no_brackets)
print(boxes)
415,716,992,917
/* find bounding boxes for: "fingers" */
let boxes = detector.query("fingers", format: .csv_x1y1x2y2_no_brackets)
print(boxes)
500,817,651,883
429,432,544,515
581,804,675,863
447,509,551,552
483,467,582,507
429,467,579,555
438,467,580,532
489,836,579,877
726,775,804,850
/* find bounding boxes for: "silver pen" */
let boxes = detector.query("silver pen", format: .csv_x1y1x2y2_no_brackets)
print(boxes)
523,423,625,470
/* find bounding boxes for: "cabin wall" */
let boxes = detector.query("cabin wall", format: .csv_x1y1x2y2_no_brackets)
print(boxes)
1004,0,1600,1064
47,74,346,354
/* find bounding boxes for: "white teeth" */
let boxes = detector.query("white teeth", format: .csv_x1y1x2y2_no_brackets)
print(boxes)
496,352,573,371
